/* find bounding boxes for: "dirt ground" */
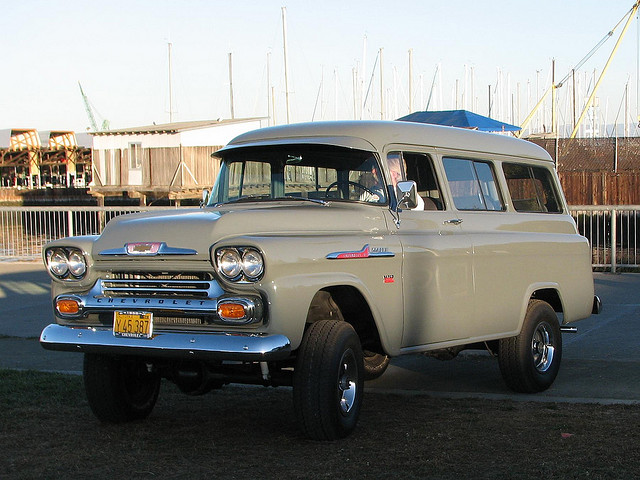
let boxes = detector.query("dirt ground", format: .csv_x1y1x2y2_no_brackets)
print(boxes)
1,369,639,480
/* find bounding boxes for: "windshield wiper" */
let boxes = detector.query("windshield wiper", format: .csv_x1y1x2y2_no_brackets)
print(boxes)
219,195,329,206
222,194,271,205
273,196,330,206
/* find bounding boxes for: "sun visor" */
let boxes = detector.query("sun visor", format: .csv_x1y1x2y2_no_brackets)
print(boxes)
212,136,376,157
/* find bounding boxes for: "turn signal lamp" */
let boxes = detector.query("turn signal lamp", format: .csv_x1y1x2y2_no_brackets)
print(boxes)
56,299,80,315
218,303,247,321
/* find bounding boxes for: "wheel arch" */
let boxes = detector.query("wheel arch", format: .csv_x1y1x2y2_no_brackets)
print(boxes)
304,286,385,356
516,283,564,334
530,287,563,314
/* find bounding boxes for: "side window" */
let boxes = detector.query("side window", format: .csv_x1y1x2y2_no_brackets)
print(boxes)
503,163,561,213
401,152,445,210
443,157,504,211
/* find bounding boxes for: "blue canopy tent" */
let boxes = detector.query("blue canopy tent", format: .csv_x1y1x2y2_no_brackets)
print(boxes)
397,109,520,133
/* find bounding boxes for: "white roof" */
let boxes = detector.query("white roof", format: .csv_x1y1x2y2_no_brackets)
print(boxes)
0,129,11,148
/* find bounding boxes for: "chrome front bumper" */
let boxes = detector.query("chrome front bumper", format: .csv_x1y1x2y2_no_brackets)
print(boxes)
40,324,291,362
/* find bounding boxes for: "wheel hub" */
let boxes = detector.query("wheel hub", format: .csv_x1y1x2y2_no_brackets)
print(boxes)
531,323,555,373
338,350,358,415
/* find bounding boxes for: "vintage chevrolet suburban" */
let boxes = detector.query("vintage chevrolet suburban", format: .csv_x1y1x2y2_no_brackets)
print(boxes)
40,120,599,440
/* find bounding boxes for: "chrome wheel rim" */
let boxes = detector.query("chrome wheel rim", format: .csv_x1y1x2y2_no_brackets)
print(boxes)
531,323,555,373
338,349,358,415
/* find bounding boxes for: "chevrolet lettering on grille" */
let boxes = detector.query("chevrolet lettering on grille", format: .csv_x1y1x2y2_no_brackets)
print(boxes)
94,297,214,307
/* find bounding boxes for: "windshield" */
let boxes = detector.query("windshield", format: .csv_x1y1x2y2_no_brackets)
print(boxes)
209,144,387,206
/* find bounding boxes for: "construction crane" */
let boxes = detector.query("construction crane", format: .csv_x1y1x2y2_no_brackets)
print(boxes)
517,1,639,138
78,82,110,131
569,1,639,138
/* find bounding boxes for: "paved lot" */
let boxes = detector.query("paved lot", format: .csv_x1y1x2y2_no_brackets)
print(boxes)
1,262,639,404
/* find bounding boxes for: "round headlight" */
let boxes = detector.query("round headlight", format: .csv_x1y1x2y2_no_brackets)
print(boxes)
242,249,264,279
217,248,242,279
67,250,87,277
47,248,69,277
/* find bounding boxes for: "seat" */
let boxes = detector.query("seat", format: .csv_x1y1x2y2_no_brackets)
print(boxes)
422,197,438,210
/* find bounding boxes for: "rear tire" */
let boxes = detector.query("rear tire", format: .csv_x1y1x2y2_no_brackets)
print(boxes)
83,354,161,423
293,320,364,440
498,300,562,393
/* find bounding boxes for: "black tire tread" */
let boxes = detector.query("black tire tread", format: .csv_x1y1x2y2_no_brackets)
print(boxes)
498,300,561,393
293,320,363,440
83,354,160,423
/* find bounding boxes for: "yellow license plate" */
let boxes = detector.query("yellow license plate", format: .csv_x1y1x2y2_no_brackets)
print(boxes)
113,311,153,339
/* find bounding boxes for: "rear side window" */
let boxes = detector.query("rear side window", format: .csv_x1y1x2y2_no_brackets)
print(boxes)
503,163,561,213
443,158,503,211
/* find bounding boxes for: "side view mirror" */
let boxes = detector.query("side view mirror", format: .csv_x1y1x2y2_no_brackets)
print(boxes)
395,181,418,210
201,189,210,207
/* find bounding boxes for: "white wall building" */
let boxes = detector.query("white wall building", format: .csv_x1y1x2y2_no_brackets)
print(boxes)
89,118,265,204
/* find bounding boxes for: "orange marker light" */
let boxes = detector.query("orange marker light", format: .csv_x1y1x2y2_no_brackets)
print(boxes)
56,299,80,315
218,303,247,320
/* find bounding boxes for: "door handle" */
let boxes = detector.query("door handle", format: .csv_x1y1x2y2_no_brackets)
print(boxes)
443,218,463,225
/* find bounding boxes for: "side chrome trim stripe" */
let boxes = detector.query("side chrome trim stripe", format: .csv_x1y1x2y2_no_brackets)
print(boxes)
326,244,395,260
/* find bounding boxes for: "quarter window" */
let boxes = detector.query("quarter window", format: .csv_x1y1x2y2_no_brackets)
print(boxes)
503,163,561,213
443,158,503,211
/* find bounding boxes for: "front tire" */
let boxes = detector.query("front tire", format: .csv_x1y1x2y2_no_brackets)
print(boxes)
83,354,161,423
293,321,364,440
498,300,562,393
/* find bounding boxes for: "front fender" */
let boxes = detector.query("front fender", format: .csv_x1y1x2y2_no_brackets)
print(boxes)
261,272,402,354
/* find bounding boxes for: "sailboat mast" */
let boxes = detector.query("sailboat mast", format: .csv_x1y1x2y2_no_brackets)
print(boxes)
353,67,358,119
379,48,384,120
282,7,291,124
228,52,235,119
168,42,173,123
361,36,367,119
267,51,272,125
408,48,413,113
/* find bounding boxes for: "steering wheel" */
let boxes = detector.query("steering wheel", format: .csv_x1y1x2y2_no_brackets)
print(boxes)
325,180,379,200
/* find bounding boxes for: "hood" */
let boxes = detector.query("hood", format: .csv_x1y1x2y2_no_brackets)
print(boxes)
92,203,388,261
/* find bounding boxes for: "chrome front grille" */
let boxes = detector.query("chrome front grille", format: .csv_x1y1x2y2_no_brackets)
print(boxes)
154,316,205,326
101,272,215,298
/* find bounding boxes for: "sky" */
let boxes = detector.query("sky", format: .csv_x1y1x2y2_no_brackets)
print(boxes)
2,0,640,136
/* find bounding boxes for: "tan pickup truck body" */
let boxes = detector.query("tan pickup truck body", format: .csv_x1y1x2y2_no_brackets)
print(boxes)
40,121,598,439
